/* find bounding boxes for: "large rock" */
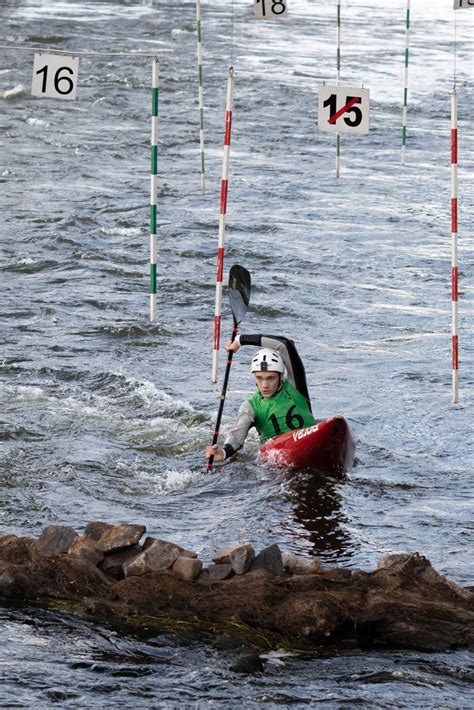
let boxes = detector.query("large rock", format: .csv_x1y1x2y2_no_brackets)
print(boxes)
250,544,283,576
85,521,113,542
231,544,255,575
37,526,78,556
0,554,111,601
282,552,323,575
0,535,37,565
171,557,203,582
213,546,233,565
68,536,104,566
95,524,146,553
213,544,255,575
123,539,182,578
208,563,234,582
0,567,30,599
229,653,265,674
98,545,142,580
144,537,198,558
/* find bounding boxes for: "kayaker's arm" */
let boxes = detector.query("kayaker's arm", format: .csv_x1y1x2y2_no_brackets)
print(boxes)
237,333,312,410
222,400,255,459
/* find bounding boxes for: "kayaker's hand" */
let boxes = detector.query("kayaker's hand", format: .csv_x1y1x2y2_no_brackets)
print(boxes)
226,339,240,353
205,444,225,461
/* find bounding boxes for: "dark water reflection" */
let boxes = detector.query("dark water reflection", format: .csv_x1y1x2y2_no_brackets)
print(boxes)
287,472,353,560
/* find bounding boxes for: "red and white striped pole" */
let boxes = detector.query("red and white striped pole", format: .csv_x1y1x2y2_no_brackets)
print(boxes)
212,68,234,383
451,89,459,404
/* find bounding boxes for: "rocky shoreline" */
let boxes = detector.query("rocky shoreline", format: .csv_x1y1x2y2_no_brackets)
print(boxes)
1,522,473,655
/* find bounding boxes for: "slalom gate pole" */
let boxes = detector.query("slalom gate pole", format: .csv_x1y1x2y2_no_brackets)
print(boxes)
451,89,459,404
196,0,206,194
401,0,411,164
150,57,159,321
336,0,341,177
211,68,234,383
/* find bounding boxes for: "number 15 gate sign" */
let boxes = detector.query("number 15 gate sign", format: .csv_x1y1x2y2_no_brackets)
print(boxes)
318,85,370,135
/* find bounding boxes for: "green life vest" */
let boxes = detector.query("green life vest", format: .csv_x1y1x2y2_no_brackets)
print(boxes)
248,379,315,443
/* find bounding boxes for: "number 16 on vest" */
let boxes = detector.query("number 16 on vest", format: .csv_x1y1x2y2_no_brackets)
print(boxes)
31,53,79,100
318,85,370,135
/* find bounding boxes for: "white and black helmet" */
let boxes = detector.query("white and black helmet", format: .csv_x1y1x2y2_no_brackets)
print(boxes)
251,348,285,374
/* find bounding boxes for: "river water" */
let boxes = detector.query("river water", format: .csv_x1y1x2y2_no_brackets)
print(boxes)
1,0,473,707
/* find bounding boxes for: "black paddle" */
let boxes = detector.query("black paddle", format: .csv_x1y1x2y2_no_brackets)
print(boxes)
207,265,251,472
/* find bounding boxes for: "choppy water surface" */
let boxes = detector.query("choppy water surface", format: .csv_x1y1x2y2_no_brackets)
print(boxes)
1,0,473,707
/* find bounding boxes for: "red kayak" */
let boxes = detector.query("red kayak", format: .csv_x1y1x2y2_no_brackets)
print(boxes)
259,415,356,477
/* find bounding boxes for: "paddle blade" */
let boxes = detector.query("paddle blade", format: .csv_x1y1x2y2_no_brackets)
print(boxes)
228,265,251,326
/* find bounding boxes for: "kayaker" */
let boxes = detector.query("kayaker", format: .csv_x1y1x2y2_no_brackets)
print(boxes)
205,334,316,462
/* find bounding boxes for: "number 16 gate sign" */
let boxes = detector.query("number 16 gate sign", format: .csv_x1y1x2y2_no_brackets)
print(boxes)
32,53,79,101
318,85,370,135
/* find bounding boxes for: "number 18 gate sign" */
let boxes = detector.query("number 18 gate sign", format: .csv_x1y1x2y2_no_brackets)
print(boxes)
318,85,370,135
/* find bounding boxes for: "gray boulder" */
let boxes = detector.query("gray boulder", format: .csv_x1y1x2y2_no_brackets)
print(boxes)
95,524,146,553
208,563,234,582
213,543,255,575
123,539,182,578
84,521,113,542
171,557,203,581
282,552,323,575
250,544,284,576
99,545,142,580
37,526,78,556
230,653,265,674
68,536,104,567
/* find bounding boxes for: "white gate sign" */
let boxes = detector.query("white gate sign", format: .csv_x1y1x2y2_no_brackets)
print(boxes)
318,85,370,135
254,0,288,20
32,53,79,100
454,0,474,9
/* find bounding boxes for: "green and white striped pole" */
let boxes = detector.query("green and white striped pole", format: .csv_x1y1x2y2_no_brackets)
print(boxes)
196,0,206,194
150,57,159,321
401,0,410,164
336,0,341,177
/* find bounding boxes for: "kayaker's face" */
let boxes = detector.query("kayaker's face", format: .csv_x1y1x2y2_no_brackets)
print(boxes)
254,372,281,398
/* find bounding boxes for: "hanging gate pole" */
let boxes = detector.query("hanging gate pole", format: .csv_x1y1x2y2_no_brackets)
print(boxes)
401,0,411,164
196,0,206,194
336,0,341,177
451,90,459,404
149,57,159,321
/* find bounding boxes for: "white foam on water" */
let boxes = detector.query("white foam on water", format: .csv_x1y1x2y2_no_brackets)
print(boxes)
11,0,152,22
144,415,189,438
3,85,26,100
261,649,301,665
137,466,199,496
26,117,50,127
99,226,142,237
3,384,46,400
129,378,195,415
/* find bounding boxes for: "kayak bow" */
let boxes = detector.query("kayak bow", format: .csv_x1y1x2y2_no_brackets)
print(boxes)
259,415,356,477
